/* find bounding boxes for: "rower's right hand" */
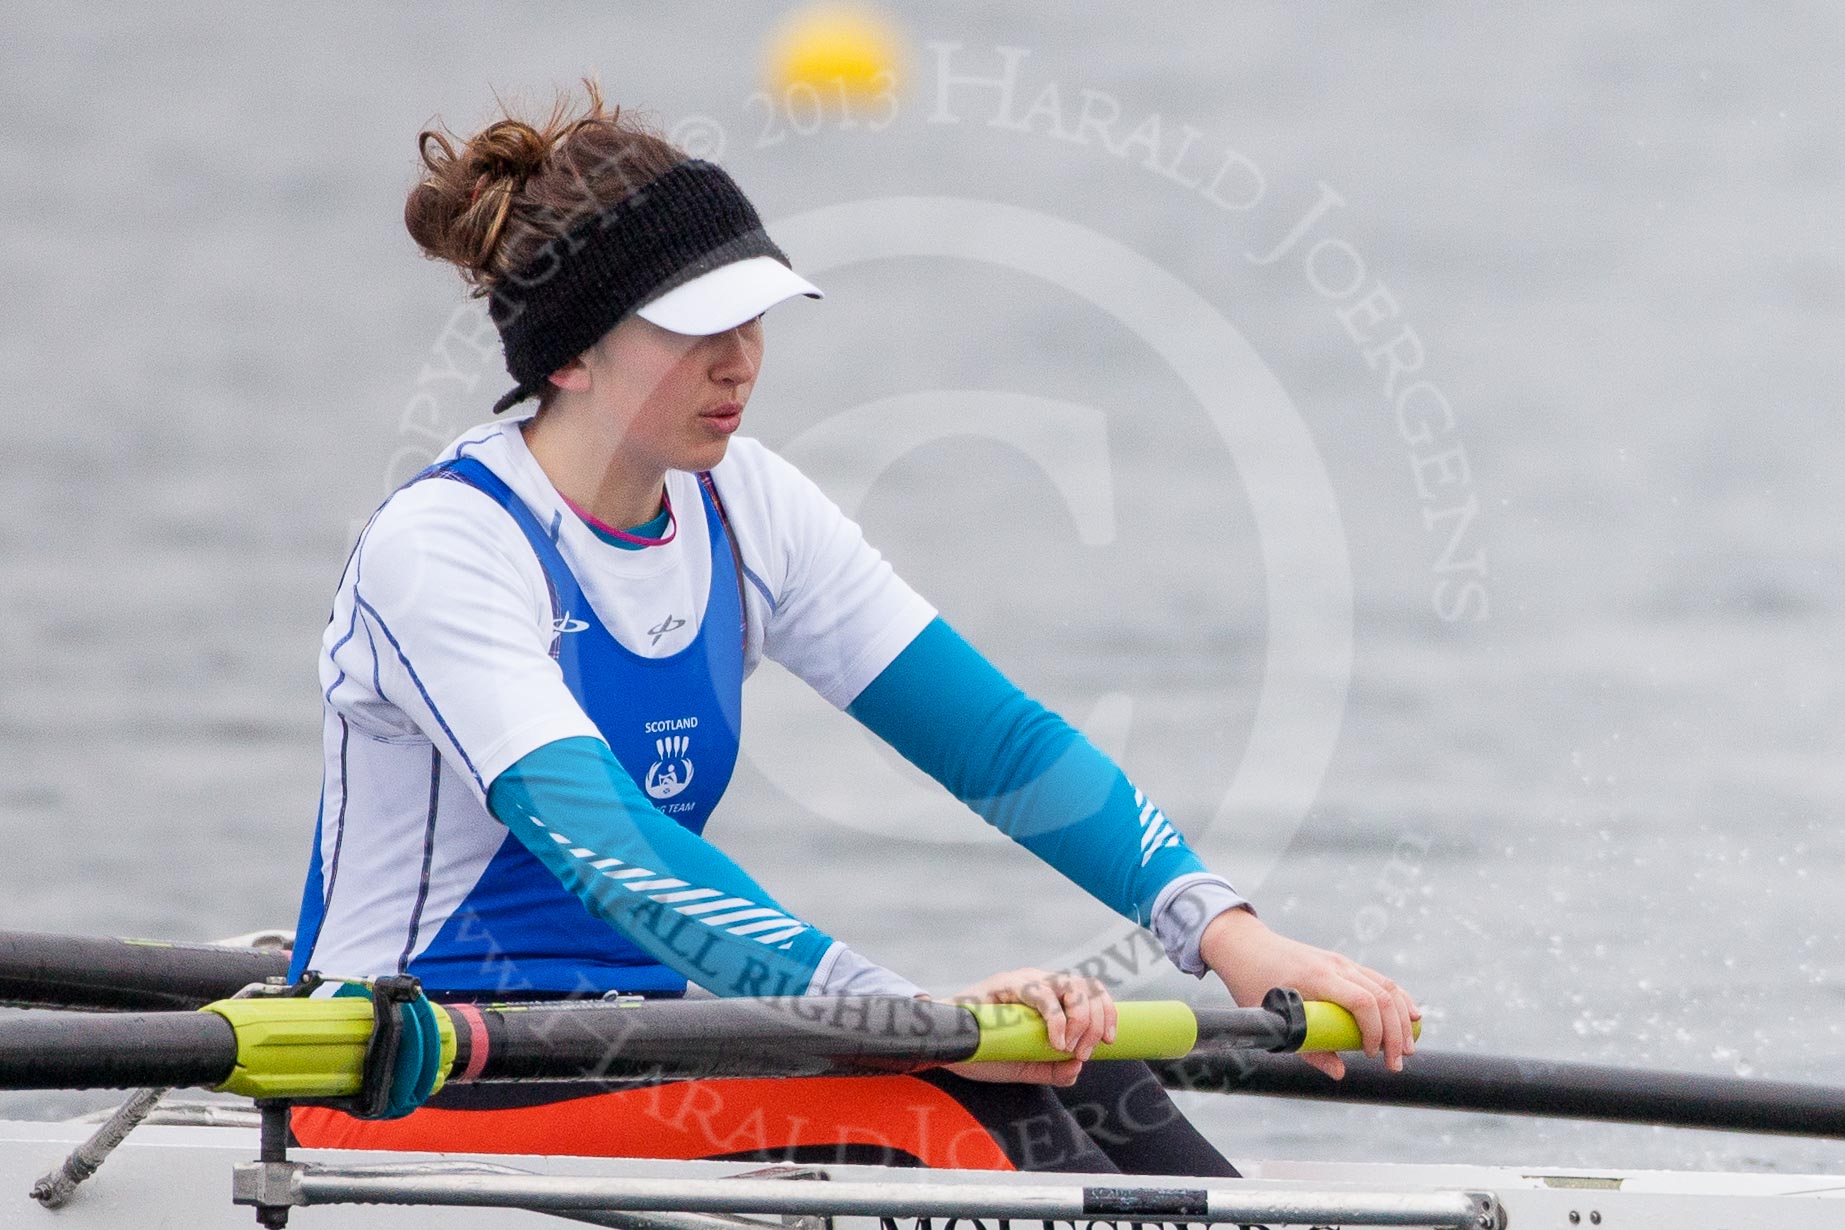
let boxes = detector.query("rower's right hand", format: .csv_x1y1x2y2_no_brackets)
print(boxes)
1200,906,1419,1078
937,967,1116,1087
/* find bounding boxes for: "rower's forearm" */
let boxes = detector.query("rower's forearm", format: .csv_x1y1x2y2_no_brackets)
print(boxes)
490,737,911,998
809,942,924,997
848,617,1248,968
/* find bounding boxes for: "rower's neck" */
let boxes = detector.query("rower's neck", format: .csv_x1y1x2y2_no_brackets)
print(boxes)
521,416,666,531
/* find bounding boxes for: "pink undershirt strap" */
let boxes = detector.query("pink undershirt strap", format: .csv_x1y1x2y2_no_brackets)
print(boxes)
559,487,677,547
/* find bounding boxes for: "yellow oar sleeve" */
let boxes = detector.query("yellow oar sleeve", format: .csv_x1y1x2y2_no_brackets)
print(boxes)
1301,1000,1424,1052
966,1000,1198,1062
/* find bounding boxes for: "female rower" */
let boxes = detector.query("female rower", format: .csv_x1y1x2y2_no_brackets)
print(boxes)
285,84,1417,1173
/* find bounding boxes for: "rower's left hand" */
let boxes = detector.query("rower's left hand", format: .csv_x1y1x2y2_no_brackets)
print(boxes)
1200,907,1419,1079
937,967,1116,1086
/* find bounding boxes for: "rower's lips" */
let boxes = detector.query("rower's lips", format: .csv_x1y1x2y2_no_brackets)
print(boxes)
700,404,744,433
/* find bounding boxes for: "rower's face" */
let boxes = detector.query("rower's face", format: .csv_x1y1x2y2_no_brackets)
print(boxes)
582,314,764,473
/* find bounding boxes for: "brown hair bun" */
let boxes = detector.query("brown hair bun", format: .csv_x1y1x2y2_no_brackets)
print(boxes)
404,80,686,295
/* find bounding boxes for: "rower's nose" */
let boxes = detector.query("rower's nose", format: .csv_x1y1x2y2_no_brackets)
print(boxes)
709,322,761,387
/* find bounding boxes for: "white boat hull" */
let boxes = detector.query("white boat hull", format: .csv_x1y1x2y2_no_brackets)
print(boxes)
0,1116,1838,1229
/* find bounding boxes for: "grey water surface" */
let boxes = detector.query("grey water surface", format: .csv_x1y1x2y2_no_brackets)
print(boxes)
2,2,1843,1173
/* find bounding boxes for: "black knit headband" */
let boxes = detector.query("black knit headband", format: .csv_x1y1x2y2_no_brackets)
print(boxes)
487,160,789,414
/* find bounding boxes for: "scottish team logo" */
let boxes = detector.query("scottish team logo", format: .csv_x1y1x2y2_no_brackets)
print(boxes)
645,735,696,800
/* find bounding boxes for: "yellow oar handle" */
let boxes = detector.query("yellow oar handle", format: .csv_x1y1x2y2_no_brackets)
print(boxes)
966,1001,1198,1062
965,996,1425,1062
1302,1000,1423,1052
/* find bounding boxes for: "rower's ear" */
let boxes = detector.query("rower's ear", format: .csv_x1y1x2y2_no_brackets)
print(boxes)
547,356,592,394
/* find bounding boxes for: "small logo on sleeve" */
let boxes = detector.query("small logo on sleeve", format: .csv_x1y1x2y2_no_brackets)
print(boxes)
552,612,590,633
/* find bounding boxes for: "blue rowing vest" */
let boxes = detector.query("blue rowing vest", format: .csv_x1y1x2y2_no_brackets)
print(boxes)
406,456,746,996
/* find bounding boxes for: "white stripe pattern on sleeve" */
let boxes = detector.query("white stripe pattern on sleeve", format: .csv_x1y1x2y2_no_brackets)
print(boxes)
529,818,809,951
1132,788,1183,868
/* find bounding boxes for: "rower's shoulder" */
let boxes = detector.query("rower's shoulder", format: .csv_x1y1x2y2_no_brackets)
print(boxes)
348,465,533,585
366,419,528,530
366,466,506,534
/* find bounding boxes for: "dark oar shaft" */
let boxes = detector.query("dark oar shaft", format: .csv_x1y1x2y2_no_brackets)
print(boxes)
0,1011,237,1090
0,931,288,1011
1159,1049,1845,1140
464,995,981,1083
1190,1006,1299,1052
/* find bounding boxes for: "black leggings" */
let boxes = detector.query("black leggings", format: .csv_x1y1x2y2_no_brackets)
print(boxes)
910,1062,1239,1176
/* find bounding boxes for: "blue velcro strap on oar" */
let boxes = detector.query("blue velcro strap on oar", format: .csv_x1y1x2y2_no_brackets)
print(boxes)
329,976,441,1119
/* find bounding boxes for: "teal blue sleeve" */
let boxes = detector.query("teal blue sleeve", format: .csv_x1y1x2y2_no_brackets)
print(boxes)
846,617,1212,927
487,736,836,998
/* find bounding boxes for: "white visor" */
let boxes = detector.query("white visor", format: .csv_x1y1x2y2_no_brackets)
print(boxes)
635,255,824,335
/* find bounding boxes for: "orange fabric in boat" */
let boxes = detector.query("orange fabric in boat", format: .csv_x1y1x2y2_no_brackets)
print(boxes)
291,1075,1016,1170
